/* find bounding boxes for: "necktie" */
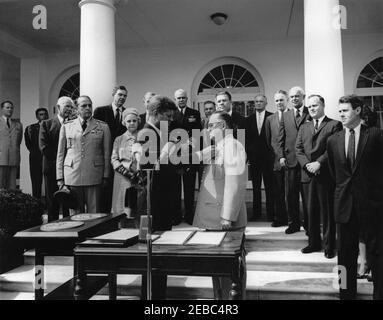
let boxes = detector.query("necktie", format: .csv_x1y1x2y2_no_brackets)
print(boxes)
257,113,262,134
115,108,121,124
82,120,87,131
6,118,10,129
314,120,319,134
347,128,355,170
296,109,301,120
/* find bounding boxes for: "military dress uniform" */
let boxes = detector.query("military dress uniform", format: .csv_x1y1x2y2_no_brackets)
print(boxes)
0,117,23,189
56,117,112,213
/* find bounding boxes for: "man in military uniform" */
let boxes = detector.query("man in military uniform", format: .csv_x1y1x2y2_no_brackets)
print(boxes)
0,100,23,189
56,95,112,213
24,107,48,198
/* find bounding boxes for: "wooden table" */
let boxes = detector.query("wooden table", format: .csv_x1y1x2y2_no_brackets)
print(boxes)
73,230,245,300
14,213,125,300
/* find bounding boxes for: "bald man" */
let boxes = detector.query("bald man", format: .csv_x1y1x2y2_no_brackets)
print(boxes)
39,96,74,221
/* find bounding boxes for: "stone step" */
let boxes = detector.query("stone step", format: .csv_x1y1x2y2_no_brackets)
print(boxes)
0,263,373,300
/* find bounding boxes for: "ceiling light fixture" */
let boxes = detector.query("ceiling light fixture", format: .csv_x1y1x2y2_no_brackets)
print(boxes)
210,13,228,26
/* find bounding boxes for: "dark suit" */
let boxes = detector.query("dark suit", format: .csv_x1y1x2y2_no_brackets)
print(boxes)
25,122,43,198
296,117,342,251
327,125,383,300
138,113,146,131
246,111,274,220
230,110,246,138
39,116,68,221
278,107,310,229
93,104,127,213
137,122,179,299
265,112,287,224
171,107,202,224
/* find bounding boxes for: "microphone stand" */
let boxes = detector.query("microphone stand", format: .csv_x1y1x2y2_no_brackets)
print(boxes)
142,168,153,300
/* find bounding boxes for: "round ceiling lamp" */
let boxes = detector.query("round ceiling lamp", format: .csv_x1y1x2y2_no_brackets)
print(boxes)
210,13,228,26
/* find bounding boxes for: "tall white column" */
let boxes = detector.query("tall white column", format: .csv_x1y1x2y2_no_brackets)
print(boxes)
79,0,116,107
304,0,344,120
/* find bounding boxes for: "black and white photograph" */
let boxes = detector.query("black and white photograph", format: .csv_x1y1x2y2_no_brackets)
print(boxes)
0,0,382,307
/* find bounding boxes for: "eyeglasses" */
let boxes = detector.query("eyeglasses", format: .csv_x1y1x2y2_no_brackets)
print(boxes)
81,104,92,108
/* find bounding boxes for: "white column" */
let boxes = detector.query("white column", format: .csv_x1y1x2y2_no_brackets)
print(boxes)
20,58,42,194
79,0,116,107
304,0,344,120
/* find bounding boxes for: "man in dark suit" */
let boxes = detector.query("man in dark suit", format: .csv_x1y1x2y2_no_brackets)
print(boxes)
215,91,246,135
327,94,383,300
296,95,342,258
201,101,216,129
93,85,128,213
138,91,156,131
24,107,48,198
265,90,289,227
246,94,274,221
171,89,202,225
135,95,178,299
39,97,73,221
278,86,310,234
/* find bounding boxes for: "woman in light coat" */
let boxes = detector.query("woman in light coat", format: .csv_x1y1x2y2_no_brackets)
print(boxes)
111,108,141,217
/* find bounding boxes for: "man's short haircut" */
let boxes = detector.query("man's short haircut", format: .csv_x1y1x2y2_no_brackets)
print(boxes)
275,90,288,97
75,95,92,106
35,107,48,117
1,100,13,109
307,94,325,105
174,88,187,97
57,96,75,108
204,100,215,107
254,93,267,102
338,94,363,110
289,86,305,97
112,85,128,96
213,111,234,129
215,91,232,101
147,95,177,116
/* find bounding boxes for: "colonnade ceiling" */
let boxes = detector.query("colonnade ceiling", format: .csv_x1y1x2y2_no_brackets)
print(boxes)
0,0,381,56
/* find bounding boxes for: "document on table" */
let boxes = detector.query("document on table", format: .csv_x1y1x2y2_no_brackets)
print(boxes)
153,230,195,245
185,231,226,246
92,229,139,242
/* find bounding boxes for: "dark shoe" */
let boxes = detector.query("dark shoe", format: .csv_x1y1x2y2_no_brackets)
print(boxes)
271,221,288,228
301,245,321,254
324,250,336,259
285,225,300,234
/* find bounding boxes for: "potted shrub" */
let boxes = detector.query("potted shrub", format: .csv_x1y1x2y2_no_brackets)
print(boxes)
0,189,43,273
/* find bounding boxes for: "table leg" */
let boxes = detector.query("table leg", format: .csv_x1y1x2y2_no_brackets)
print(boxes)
34,249,44,300
229,254,245,300
74,256,87,300
108,273,117,300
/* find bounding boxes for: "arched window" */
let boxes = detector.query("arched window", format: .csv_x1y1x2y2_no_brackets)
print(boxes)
59,72,80,101
193,58,263,117
198,64,259,93
356,57,383,128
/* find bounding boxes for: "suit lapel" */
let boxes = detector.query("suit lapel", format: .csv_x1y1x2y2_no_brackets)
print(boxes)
353,125,368,173
338,129,347,165
313,116,329,137
83,118,96,136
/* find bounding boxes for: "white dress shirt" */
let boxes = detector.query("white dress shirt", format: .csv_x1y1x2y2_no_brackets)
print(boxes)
345,122,361,158
256,110,265,134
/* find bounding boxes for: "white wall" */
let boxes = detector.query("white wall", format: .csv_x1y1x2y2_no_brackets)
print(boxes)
0,51,20,118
